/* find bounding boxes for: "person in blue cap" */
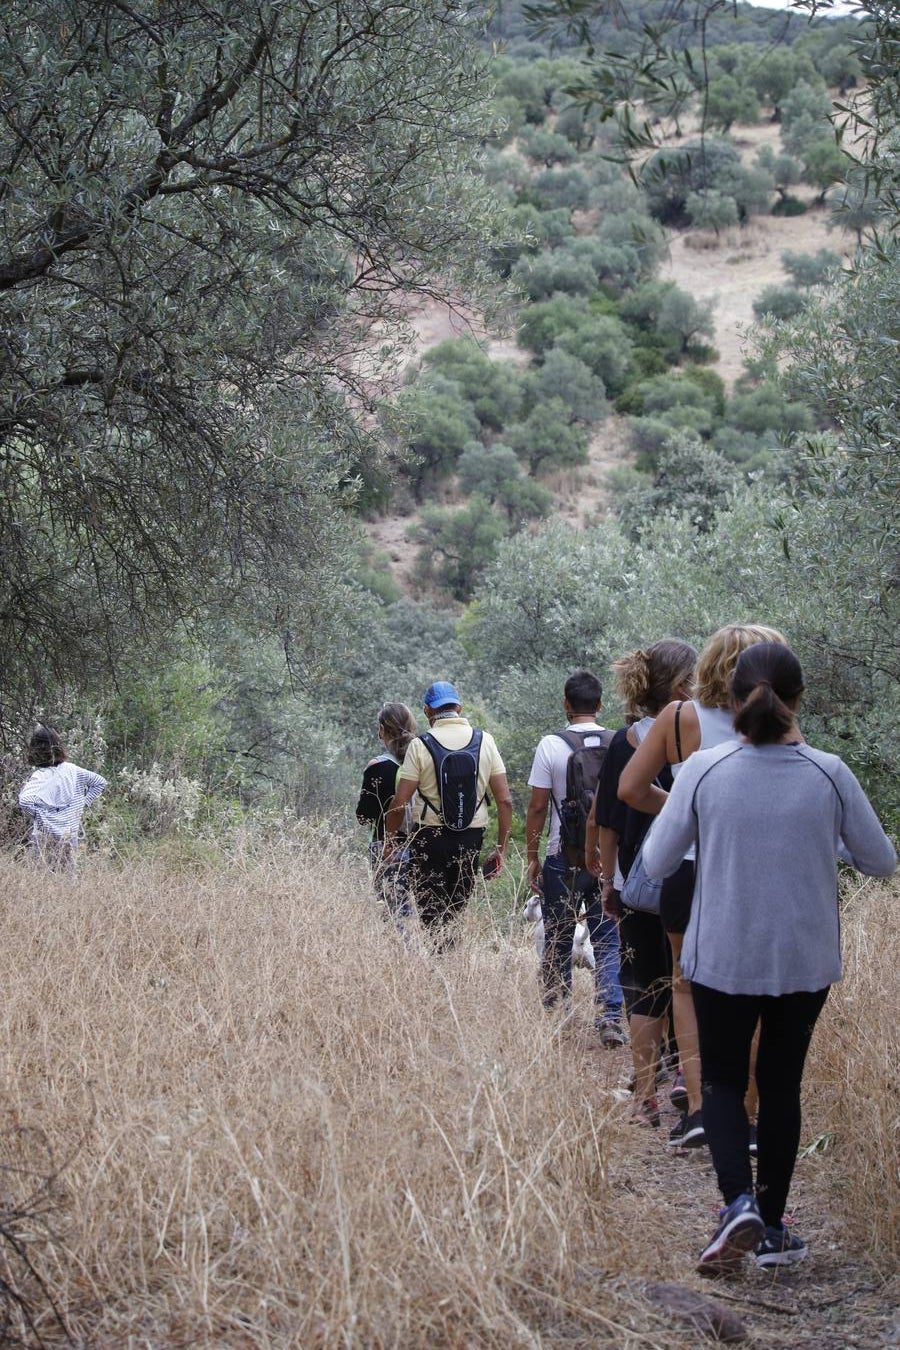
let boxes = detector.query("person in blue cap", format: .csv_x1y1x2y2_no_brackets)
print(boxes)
384,681,512,949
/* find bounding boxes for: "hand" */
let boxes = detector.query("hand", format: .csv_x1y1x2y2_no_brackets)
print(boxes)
379,837,399,871
602,879,623,920
482,846,503,879
526,857,543,893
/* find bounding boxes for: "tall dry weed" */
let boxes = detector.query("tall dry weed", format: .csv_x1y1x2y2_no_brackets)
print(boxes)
0,847,895,1346
800,879,899,1263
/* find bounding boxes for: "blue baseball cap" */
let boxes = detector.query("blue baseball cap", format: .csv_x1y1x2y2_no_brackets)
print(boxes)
423,681,461,710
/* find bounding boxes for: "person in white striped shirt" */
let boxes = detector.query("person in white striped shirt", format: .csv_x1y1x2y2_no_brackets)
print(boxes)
18,726,108,870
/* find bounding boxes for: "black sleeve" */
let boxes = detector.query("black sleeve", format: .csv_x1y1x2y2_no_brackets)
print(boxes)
355,760,397,836
594,729,633,835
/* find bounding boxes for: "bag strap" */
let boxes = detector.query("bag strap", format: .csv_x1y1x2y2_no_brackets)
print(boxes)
674,700,685,763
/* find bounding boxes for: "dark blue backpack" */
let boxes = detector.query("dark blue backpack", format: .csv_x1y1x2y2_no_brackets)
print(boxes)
419,729,485,831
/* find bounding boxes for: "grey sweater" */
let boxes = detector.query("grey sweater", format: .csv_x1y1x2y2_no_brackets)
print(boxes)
642,742,896,995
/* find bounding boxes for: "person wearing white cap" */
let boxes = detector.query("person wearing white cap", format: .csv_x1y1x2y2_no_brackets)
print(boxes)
384,681,512,949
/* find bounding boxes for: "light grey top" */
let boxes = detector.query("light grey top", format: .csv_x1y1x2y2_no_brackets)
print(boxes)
670,701,738,859
643,741,896,995
670,701,736,779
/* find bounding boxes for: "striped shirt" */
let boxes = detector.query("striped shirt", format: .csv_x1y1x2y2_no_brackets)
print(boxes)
19,763,108,843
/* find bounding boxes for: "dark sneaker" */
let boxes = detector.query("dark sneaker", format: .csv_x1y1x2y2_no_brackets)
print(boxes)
632,1096,661,1128
671,1109,705,1150
748,1124,758,1157
668,1112,687,1144
669,1070,688,1113
597,1018,628,1048
697,1193,765,1277
755,1225,807,1268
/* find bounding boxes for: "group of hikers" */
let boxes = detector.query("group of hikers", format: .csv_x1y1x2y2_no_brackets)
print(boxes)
11,628,895,1281
356,623,896,1278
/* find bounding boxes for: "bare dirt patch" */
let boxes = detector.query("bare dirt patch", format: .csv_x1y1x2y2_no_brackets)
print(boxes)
660,120,853,388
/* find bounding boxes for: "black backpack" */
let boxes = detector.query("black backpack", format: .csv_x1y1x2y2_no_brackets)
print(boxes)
551,727,614,868
419,729,486,831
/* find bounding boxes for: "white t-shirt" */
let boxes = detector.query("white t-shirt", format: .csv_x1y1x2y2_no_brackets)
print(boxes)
528,722,606,855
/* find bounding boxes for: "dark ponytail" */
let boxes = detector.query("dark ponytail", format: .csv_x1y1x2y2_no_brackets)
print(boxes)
731,643,804,746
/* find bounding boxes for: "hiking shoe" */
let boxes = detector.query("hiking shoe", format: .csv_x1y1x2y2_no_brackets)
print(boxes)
755,1224,807,1268
597,1018,628,1048
697,1193,765,1277
669,1070,688,1113
632,1096,661,1128
748,1124,758,1157
668,1112,687,1144
671,1109,705,1150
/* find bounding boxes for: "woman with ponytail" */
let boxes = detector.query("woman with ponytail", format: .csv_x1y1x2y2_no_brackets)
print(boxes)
356,702,419,930
642,643,895,1276
619,622,787,1148
586,639,697,1127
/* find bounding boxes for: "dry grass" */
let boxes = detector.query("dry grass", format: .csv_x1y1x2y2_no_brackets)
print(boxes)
0,846,896,1347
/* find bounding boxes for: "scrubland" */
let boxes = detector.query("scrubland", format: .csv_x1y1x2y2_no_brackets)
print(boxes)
0,845,896,1347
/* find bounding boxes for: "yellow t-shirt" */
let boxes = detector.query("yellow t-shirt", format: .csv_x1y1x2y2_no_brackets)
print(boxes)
399,716,506,830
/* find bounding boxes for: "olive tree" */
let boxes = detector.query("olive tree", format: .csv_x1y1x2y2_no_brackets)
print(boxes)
0,0,499,701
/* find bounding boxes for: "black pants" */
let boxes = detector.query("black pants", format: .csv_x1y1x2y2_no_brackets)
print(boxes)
407,826,484,949
692,981,829,1227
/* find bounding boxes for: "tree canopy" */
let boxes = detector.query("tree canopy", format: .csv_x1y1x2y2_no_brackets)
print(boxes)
0,0,498,701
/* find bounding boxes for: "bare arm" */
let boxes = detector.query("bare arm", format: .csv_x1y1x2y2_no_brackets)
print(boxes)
384,777,417,841
617,712,671,814
585,784,601,876
598,825,623,918
488,771,513,859
525,785,550,892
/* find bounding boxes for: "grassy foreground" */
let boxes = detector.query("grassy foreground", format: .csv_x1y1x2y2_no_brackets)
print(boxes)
0,843,896,1347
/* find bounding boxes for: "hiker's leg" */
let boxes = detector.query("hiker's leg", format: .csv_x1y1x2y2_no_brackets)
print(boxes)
539,853,577,1008
619,906,671,1103
436,828,484,949
583,881,623,1021
661,861,701,1114
754,987,829,1228
408,828,450,935
692,981,758,1205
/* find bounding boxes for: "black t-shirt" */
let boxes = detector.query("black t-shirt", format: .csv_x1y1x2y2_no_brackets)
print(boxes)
593,727,673,879
355,757,399,842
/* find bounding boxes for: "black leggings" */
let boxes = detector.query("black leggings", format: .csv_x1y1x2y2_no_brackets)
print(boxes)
692,982,829,1227
408,826,484,948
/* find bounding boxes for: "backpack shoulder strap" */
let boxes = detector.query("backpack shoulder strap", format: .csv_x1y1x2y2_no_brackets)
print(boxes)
551,728,584,753
417,731,442,818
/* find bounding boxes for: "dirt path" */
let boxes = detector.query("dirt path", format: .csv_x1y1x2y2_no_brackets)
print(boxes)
567,1010,899,1349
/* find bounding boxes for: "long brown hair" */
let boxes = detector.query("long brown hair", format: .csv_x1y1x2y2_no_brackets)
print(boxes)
378,703,418,762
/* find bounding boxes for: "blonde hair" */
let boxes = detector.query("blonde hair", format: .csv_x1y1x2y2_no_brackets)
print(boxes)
694,623,788,709
613,639,697,719
377,702,418,762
